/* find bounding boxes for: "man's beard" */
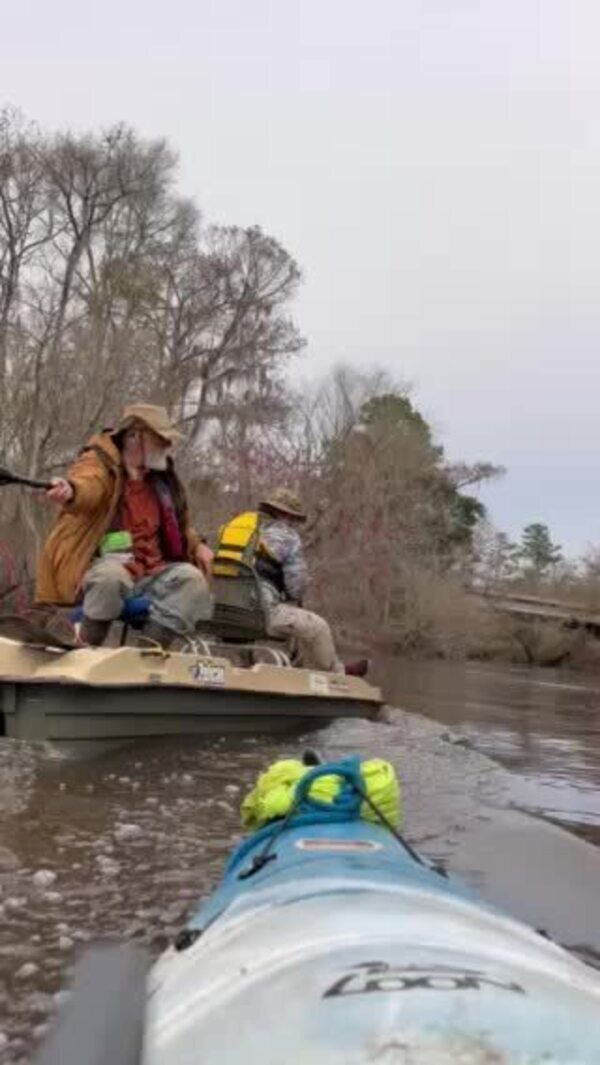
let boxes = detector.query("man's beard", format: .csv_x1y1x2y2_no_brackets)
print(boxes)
144,447,170,471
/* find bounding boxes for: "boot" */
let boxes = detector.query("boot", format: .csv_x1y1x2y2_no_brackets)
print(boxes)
79,617,111,647
344,658,370,678
138,620,176,649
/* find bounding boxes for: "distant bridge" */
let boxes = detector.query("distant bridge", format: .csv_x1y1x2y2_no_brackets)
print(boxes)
471,590,600,636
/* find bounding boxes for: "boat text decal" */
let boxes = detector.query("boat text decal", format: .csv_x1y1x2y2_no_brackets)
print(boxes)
189,660,226,686
323,961,525,998
309,673,330,695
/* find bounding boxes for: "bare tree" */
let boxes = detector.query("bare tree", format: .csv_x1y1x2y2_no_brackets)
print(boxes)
0,114,305,561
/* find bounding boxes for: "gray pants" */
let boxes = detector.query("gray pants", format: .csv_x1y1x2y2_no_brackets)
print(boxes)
82,559,212,636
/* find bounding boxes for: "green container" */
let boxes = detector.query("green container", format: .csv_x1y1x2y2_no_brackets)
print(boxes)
99,530,133,555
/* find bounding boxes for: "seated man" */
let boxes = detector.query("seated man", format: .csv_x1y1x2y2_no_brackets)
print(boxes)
217,488,367,676
36,404,213,648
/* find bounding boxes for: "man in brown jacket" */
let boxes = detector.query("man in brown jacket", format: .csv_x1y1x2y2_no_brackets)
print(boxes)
36,405,213,647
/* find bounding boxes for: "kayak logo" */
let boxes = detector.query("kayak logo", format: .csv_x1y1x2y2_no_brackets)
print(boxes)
188,660,226,686
323,961,525,998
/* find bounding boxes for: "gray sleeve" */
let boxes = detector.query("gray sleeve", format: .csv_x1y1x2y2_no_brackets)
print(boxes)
261,524,307,602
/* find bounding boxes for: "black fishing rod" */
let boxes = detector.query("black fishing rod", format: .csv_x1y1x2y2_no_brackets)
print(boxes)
0,463,53,490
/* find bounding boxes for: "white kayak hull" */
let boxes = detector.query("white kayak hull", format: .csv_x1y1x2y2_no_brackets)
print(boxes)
145,821,600,1063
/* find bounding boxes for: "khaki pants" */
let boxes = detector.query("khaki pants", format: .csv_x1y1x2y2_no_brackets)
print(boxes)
267,603,344,673
82,559,212,636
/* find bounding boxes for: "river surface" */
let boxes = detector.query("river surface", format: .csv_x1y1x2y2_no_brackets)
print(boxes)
1,659,600,1061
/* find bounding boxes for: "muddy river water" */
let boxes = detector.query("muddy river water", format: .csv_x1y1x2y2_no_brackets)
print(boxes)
1,659,600,1061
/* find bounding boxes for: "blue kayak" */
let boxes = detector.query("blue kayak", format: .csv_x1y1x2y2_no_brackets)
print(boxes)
145,760,600,1064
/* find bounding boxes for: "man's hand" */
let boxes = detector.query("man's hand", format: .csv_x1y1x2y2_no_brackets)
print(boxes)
46,478,74,506
195,542,214,578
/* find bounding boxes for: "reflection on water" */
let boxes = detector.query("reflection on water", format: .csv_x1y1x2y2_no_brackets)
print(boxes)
378,659,600,844
0,659,600,1060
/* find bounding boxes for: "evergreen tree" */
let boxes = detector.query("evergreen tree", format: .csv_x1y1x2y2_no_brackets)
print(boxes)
518,523,562,574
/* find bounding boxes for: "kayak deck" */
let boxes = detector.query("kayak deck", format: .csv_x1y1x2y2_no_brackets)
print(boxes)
147,819,600,1064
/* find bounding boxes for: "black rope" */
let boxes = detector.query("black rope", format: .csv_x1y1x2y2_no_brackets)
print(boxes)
347,777,426,866
237,790,305,880
237,750,321,879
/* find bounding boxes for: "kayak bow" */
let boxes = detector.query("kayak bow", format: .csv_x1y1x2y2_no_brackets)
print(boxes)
144,758,600,1064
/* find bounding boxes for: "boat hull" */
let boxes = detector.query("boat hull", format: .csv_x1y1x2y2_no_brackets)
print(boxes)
0,681,374,745
0,639,381,747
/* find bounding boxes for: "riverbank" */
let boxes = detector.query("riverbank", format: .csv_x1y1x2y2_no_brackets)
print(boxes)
339,588,600,670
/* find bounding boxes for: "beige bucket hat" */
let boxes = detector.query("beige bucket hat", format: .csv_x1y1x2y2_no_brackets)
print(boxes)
114,404,184,444
260,487,307,522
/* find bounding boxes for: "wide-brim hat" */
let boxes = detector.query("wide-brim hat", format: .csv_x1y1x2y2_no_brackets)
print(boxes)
113,404,184,444
259,487,307,522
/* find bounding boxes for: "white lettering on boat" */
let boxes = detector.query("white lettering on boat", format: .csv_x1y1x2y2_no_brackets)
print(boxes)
189,660,226,686
309,673,330,695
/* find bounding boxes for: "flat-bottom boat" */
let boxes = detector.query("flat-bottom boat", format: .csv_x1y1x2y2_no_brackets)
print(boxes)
0,633,381,749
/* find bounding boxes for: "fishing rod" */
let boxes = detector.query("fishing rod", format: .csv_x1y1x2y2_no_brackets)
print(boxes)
0,464,53,490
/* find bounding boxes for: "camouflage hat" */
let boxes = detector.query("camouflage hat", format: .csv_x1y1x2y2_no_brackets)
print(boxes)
260,487,306,522
115,404,184,444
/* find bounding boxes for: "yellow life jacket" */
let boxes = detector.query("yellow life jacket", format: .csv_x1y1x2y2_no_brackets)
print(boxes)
214,511,286,594
213,511,261,577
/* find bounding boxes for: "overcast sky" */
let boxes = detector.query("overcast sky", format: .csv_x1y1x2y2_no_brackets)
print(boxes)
2,1,598,554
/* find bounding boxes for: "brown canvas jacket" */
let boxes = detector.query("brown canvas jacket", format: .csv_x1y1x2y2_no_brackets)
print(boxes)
35,433,200,605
